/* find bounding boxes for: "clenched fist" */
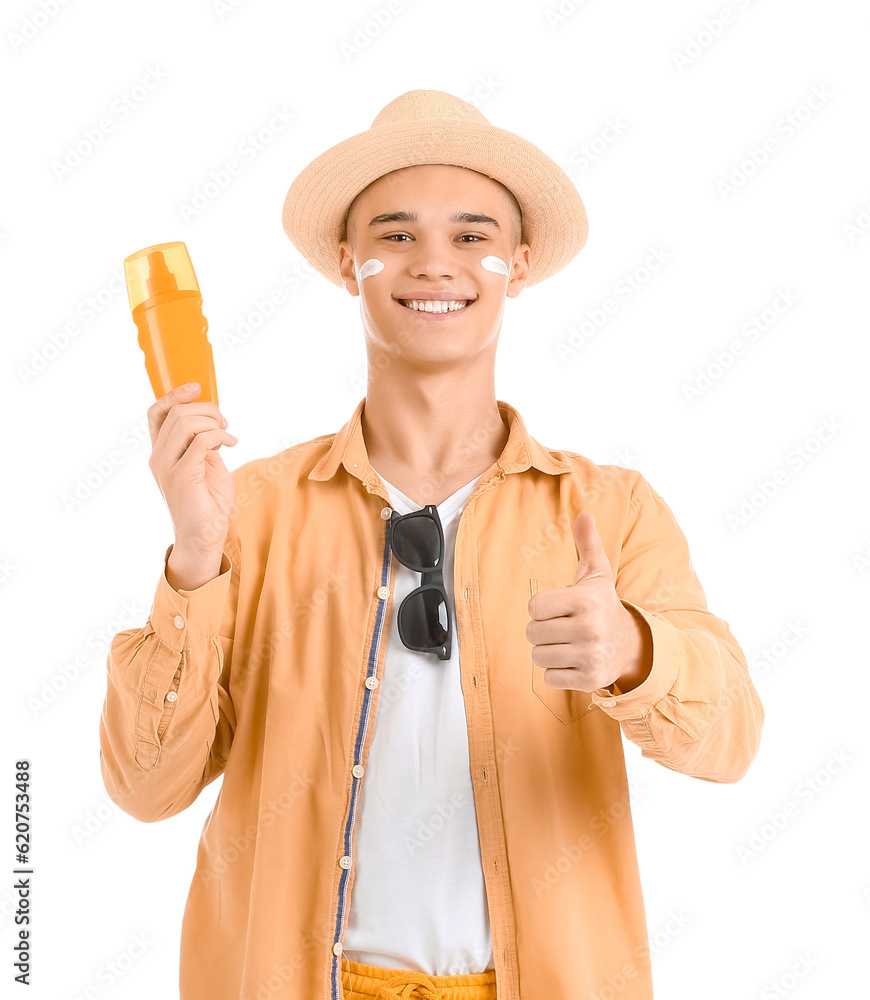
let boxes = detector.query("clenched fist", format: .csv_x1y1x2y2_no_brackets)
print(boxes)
526,512,652,695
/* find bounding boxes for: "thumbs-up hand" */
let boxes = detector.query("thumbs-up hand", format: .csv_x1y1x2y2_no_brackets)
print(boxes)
526,512,652,694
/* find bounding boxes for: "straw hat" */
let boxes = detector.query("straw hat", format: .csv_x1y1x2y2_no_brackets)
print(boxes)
281,89,588,288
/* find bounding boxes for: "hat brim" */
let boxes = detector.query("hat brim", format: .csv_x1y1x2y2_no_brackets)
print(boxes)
282,117,588,288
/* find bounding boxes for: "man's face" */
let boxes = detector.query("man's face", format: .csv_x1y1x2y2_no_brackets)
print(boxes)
338,164,531,365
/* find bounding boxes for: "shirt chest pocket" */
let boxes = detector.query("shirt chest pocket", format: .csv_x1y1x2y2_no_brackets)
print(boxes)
528,577,596,726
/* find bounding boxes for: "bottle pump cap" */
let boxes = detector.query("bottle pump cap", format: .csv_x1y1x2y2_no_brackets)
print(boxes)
123,241,201,310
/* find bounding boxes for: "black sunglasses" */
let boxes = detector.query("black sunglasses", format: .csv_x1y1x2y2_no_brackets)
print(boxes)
388,505,452,660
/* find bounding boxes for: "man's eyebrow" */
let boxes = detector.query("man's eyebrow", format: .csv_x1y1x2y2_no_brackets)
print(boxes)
367,210,501,229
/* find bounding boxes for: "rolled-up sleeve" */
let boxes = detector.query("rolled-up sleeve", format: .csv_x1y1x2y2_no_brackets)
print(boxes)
589,480,765,783
99,532,240,822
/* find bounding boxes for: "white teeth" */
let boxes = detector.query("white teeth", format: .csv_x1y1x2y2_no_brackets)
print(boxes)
400,299,469,313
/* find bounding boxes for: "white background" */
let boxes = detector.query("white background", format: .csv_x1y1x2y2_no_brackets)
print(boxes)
3,0,869,997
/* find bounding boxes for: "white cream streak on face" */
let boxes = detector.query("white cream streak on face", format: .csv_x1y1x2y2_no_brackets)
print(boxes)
480,255,510,276
357,258,384,280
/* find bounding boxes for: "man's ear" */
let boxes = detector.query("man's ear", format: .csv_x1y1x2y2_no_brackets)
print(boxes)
338,241,360,297
506,244,532,299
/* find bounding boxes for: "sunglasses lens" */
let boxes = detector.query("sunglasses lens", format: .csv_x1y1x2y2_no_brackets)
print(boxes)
399,588,449,647
392,516,441,571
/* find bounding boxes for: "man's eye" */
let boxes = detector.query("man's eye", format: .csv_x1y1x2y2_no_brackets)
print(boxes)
381,233,485,243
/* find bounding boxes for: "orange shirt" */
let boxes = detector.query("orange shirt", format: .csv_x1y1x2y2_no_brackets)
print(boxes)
99,396,764,999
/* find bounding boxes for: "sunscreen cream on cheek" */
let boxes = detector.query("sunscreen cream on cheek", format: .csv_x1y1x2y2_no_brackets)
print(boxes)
358,258,384,280
480,255,510,276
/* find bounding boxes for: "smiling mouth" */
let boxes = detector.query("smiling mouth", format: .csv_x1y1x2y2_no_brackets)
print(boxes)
395,298,475,314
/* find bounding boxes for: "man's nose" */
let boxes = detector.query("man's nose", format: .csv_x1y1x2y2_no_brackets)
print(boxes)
407,235,462,276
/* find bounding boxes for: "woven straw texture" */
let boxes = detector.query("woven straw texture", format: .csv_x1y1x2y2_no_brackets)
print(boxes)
282,89,588,288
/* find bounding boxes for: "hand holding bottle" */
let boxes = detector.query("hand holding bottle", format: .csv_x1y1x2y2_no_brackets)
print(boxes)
147,382,237,590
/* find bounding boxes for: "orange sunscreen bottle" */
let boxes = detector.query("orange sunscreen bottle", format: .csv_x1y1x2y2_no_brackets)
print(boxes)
123,241,219,405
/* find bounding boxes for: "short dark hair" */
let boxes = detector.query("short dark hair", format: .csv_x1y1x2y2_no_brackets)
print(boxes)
502,186,523,250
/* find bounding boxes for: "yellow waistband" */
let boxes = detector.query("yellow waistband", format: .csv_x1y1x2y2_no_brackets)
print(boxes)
341,955,497,999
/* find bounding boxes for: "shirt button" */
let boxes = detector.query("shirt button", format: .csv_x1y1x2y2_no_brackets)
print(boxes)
365,676,379,690
380,506,392,519
166,691,178,702
352,764,364,778
376,585,390,599
339,855,352,869
333,942,343,956
173,615,184,629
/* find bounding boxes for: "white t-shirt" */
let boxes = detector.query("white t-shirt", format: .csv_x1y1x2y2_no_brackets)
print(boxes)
341,468,495,975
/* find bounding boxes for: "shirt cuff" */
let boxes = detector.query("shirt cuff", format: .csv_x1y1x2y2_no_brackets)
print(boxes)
588,600,682,720
149,543,233,652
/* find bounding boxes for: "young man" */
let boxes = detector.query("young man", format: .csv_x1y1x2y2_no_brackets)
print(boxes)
100,90,765,1000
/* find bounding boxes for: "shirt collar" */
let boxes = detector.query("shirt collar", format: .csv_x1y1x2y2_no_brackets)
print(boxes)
307,396,572,483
